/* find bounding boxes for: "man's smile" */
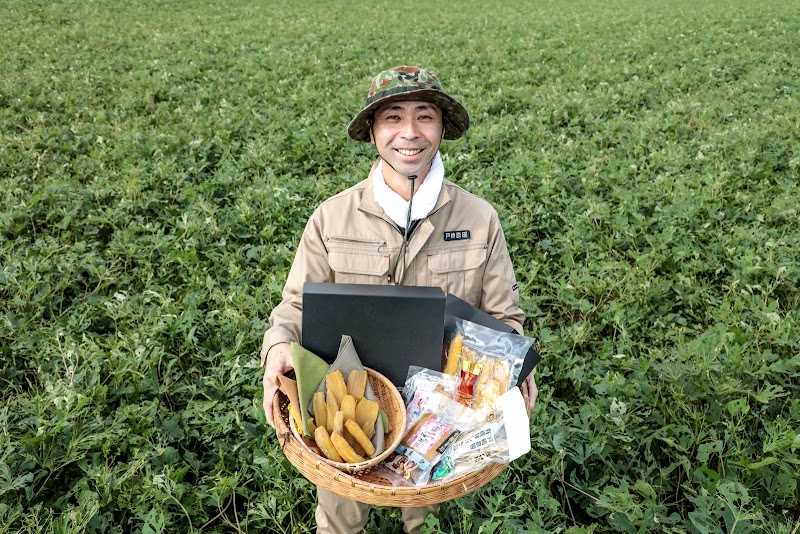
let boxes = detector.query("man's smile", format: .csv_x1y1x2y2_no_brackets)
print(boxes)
396,148,424,156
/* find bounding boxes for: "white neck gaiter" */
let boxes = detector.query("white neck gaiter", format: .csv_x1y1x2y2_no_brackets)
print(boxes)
372,152,444,229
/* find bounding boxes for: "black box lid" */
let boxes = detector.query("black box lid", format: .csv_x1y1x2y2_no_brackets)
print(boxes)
301,282,446,386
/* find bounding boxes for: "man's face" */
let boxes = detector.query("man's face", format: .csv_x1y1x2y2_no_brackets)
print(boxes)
370,100,444,180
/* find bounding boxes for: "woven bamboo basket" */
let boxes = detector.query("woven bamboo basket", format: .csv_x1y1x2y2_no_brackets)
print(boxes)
286,368,406,474
273,369,524,506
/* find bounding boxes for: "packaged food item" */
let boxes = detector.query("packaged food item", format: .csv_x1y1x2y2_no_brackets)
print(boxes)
431,412,507,481
454,347,483,406
443,332,463,375
445,317,534,409
432,387,532,482
473,357,512,411
403,366,459,404
402,367,459,434
383,415,458,485
380,392,482,486
404,389,441,433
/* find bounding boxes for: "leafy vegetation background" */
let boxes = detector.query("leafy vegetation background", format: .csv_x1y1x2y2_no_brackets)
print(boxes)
1,0,798,532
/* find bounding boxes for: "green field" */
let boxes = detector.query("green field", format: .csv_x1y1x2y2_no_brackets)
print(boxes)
1,0,799,532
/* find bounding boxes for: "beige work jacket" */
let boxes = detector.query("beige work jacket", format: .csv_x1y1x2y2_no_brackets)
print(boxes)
260,161,524,364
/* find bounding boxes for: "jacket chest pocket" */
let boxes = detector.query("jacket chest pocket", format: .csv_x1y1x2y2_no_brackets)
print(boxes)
327,237,390,285
427,245,488,305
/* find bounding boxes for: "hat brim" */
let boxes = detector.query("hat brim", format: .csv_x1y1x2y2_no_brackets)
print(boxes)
347,89,469,142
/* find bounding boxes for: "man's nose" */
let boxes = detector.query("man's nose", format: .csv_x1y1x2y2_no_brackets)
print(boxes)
400,119,419,139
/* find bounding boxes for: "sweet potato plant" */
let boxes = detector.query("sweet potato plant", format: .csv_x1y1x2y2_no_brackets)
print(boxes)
1,0,798,532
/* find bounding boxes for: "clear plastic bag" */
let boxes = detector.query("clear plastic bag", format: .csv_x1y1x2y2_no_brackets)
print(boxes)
379,391,484,486
443,316,534,409
403,366,459,404
402,367,458,434
404,389,440,435
431,408,509,482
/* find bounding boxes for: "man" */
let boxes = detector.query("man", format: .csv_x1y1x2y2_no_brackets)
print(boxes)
261,65,538,534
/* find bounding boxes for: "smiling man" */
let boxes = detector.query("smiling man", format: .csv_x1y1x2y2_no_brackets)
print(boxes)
260,65,538,534
370,100,442,189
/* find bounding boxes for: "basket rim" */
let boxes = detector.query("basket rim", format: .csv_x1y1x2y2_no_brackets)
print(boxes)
277,367,407,474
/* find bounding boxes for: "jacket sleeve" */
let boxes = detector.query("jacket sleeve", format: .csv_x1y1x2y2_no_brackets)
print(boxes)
260,210,333,365
480,212,525,334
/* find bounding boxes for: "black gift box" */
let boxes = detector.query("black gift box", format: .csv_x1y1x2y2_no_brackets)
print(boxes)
445,293,542,386
301,282,446,386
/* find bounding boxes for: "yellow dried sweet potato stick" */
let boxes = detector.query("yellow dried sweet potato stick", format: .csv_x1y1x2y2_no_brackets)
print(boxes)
288,404,302,433
314,426,343,462
333,410,344,436
326,370,347,406
331,431,365,463
345,430,357,449
346,369,367,400
326,390,338,433
355,398,379,438
312,392,327,429
444,333,463,375
345,419,376,457
340,394,356,423
307,417,317,436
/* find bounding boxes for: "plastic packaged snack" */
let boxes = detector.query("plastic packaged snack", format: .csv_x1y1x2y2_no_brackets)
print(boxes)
453,347,483,406
380,392,483,486
403,366,459,404
405,389,441,434
443,332,463,375
431,410,508,482
445,316,534,409
432,387,532,482
472,356,512,410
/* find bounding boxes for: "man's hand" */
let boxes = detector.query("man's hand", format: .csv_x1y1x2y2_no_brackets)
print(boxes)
522,369,538,413
262,342,294,428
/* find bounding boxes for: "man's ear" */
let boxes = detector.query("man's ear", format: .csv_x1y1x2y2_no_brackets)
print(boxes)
367,118,375,145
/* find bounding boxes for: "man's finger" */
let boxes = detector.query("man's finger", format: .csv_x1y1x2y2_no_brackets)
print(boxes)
263,373,278,428
264,396,275,427
527,375,539,412
264,392,276,427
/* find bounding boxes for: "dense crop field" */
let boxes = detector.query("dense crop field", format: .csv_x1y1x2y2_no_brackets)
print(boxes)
2,0,799,532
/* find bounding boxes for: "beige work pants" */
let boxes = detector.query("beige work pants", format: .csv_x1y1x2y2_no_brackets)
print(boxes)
315,487,439,534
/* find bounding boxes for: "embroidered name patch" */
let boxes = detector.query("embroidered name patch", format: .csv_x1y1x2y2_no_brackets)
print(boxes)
444,230,471,241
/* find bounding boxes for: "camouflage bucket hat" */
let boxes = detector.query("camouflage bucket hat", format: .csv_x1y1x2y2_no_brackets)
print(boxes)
348,65,470,142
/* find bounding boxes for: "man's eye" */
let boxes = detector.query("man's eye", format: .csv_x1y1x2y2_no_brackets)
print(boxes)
418,114,433,120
